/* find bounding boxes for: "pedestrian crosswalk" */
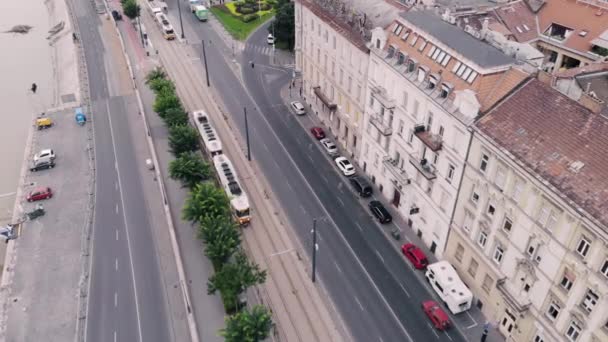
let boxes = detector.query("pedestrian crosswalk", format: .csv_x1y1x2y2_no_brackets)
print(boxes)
244,43,275,56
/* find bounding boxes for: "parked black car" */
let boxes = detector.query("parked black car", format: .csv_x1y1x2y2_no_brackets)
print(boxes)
111,10,122,21
369,200,392,224
349,176,372,197
30,160,55,172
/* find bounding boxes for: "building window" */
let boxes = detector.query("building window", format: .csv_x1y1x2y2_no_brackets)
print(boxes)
534,334,545,342
495,167,506,190
512,178,524,203
447,164,455,182
418,40,427,52
600,259,608,278
471,187,480,205
332,36,336,49
526,242,537,258
398,120,404,136
426,112,433,131
482,274,493,293
487,201,496,217
407,130,414,144
565,320,581,341
560,272,574,292
455,243,464,262
401,31,410,41
480,153,489,173
581,289,599,313
546,300,561,321
576,237,591,258
397,52,406,65
478,230,487,248
427,74,438,89
369,94,374,107
375,39,380,49
348,77,352,94
440,83,452,98
493,244,504,264
407,59,417,73
410,34,418,46
402,91,408,109
468,259,478,277
339,69,343,85
502,217,513,234
387,45,396,58
463,210,474,232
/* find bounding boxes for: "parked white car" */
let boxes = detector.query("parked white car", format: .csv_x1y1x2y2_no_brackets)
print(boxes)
320,138,338,156
34,149,56,163
335,156,355,176
290,101,306,115
267,33,275,45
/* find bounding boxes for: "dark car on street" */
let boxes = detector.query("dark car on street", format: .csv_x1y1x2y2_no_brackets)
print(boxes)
111,10,122,21
368,200,392,224
30,160,55,172
349,176,372,197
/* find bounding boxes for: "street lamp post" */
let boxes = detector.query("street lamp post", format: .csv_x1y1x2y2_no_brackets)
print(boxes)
202,40,210,87
312,218,317,282
137,14,145,46
244,107,251,161
177,0,185,39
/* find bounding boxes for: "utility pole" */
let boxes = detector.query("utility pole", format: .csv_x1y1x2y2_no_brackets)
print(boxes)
202,40,210,87
272,21,276,63
244,107,251,161
137,14,144,46
177,0,185,39
312,218,317,282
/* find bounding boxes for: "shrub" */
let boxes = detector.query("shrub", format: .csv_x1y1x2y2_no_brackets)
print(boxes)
266,0,278,6
244,0,257,5
260,3,271,11
237,7,254,14
241,13,259,22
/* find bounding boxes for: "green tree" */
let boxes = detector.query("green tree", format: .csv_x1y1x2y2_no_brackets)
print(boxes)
122,0,140,19
148,77,174,94
168,124,199,156
182,182,230,224
163,107,189,126
146,68,166,83
169,152,210,188
208,252,267,312
154,88,183,117
268,1,294,50
220,305,273,342
199,215,241,268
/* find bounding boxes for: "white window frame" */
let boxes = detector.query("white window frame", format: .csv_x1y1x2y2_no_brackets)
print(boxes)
502,217,513,234
471,187,480,205
478,230,488,248
546,300,561,321
560,272,574,292
480,153,489,173
447,164,455,182
463,210,474,232
565,320,581,341
600,259,608,278
493,244,504,264
581,289,598,313
495,167,506,190
487,201,496,217
576,237,591,258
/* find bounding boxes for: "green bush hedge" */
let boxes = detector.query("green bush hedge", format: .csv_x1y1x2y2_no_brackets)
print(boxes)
260,3,271,11
241,13,259,22
237,7,255,14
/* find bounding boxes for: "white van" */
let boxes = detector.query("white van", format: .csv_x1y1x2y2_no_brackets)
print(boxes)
425,261,473,314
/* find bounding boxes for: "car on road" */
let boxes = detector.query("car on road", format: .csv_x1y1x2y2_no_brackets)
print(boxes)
335,156,355,176
290,101,306,115
26,187,53,202
422,300,451,330
401,243,429,269
320,138,338,156
267,33,275,45
111,10,122,21
30,159,55,172
368,200,392,223
34,149,55,163
310,127,325,140
349,176,372,197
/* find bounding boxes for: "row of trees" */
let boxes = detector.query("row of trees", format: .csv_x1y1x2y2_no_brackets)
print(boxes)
120,0,140,20
145,69,273,341
268,0,294,50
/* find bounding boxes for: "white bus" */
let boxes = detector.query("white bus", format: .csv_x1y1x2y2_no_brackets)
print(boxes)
192,110,222,156
154,12,176,40
212,155,251,225
425,261,473,314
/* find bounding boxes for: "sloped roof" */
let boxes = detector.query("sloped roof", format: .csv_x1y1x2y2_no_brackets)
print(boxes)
493,0,538,42
477,78,608,228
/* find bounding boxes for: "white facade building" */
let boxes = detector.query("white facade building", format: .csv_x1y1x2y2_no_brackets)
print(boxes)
359,10,526,256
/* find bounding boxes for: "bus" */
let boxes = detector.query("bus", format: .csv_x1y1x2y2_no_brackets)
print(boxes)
154,12,176,40
212,155,251,225
192,110,222,156
194,5,209,21
425,261,473,314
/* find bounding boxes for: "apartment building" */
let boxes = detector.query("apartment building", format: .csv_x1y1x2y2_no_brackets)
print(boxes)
294,0,402,158
359,10,527,256
444,78,608,342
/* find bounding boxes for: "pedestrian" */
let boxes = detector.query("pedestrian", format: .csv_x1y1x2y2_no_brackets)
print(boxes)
30,83,37,94
250,61,255,68
299,87,302,97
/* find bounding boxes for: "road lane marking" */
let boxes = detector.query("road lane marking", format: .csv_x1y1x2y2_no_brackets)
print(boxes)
333,260,342,273
321,175,328,183
115,258,118,271
466,311,478,328
285,180,293,192
300,205,307,215
115,292,118,307
399,283,411,298
115,204,119,214
307,154,314,163
444,331,454,341
355,222,363,232
379,337,385,342
337,197,345,207
427,323,439,338
354,296,364,311
375,250,385,264
115,229,119,241
106,100,143,342
114,330,117,342
115,181,118,190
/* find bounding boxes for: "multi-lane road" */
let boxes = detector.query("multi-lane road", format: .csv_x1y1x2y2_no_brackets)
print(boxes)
169,7,472,342
70,0,171,341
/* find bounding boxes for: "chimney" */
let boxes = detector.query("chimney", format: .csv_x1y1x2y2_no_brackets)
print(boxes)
578,93,605,114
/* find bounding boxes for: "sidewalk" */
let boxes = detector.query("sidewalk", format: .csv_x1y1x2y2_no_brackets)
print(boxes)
280,79,506,342
139,9,349,342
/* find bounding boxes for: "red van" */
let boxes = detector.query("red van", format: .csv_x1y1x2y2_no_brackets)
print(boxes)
422,300,450,330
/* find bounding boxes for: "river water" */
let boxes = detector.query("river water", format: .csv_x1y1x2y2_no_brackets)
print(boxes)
0,1,53,224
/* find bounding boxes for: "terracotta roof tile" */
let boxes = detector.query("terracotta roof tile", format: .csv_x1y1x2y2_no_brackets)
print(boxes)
493,0,538,42
477,78,608,228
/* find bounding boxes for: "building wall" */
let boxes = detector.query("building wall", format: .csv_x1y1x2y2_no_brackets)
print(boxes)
444,132,608,342
296,4,368,159
358,44,472,258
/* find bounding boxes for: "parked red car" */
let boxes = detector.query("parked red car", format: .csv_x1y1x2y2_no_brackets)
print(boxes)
26,187,53,202
401,243,429,269
422,300,450,330
310,127,325,140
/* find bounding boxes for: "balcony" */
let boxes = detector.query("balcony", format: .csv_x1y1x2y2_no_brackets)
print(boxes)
370,85,395,109
496,277,532,313
370,114,393,136
409,157,437,180
383,157,410,187
313,86,337,112
414,125,443,152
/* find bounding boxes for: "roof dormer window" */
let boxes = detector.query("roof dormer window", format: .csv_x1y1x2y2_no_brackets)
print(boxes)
387,45,396,58
440,83,453,99
401,31,410,41
543,23,573,41
397,52,406,65
410,34,418,46
417,65,429,82
427,74,439,90
407,58,418,73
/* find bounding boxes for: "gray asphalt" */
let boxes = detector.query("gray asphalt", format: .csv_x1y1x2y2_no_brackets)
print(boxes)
71,0,170,341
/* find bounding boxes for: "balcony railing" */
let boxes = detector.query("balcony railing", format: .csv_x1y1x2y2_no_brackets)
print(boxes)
383,157,410,187
370,85,395,109
409,157,437,180
370,114,393,136
414,125,443,152
496,277,532,313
